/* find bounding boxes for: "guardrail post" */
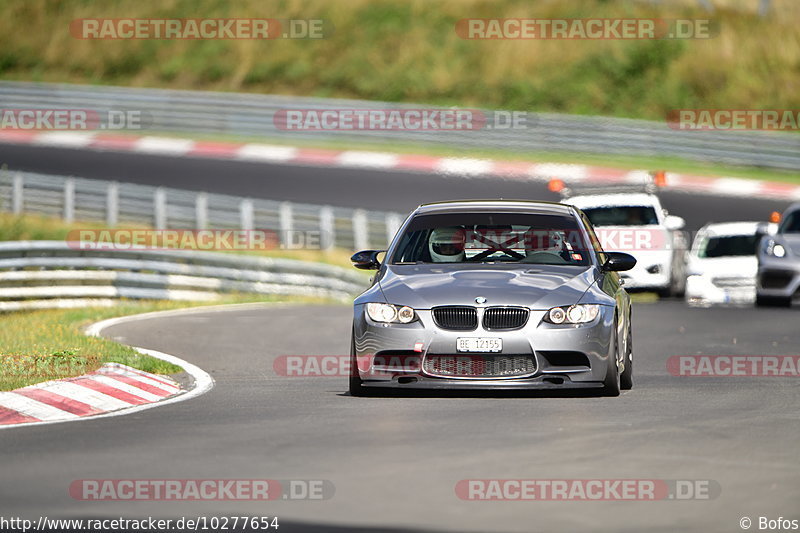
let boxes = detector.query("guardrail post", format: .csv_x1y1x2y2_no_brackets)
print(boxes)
106,182,119,227
385,213,402,247
353,209,368,251
195,193,208,229
240,199,254,231
319,206,335,251
154,188,167,229
63,178,75,223
279,201,293,248
12,173,23,214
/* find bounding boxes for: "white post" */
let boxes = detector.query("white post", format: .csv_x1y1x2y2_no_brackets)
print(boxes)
154,188,167,229
279,201,293,248
240,199,254,231
106,182,119,227
319,206,335,251
63,178,75,223
12,173,23,215
195,193,208,229
353,209,369,251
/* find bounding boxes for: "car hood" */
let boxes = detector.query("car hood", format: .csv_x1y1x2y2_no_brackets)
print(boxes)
377,264,596,309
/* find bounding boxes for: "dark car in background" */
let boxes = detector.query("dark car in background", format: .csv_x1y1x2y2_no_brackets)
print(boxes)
757,203,800,307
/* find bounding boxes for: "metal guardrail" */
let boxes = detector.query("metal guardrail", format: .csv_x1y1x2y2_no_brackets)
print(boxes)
0,241,368,311
0,169,406,252
1,81,799,170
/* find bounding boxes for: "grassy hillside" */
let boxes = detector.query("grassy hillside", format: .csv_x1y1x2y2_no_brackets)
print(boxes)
0,0,798,120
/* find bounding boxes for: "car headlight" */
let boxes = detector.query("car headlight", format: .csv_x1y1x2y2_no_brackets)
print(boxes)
366,303,416,324
765,239,787,258
544,304,601,324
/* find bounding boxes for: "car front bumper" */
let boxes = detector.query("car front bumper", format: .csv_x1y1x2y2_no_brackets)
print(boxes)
756,257,800,299
685,274,755,306
352,305,615,390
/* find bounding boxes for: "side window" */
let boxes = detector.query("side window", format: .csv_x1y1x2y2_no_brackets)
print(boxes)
581,213,607,265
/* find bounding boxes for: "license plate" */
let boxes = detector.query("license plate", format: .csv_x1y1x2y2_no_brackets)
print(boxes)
457,337,502,353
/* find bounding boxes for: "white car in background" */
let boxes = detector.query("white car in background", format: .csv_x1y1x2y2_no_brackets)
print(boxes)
685,222,765,307
561,186,688,297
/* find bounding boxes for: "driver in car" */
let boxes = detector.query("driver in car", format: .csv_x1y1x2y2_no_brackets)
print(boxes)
428,227,467,262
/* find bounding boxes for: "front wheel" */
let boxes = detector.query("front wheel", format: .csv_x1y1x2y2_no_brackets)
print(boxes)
602,319,621,397
349,331,370,397
658,266,685,299
620,322,633,390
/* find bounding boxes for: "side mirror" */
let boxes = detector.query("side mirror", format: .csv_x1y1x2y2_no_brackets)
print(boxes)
664,215,685,231
602,252,637,272
351,250,384,270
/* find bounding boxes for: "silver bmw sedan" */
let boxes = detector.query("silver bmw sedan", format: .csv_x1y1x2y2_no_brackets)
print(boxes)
349,200,636,396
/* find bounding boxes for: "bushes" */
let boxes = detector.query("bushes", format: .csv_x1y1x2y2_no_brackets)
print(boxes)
0,0,797,120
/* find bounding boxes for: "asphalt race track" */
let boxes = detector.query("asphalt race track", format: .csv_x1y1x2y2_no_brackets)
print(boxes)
0,143,792,229
1,144,799,532
1,302,799,532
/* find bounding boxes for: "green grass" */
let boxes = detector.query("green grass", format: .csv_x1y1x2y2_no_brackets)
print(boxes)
0,0,797,123
0,212,358,390
0,296,329,390
629,292,660,304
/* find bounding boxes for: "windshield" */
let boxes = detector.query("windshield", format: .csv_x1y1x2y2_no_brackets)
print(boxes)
582,206,659,226
699,235,758,258
778,211,800,233
391,212,591,266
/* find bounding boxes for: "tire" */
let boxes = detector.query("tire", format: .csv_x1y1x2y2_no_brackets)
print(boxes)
620,322,633,390
755,294,792,308
672,269,686,299
602,318,621,397
349,330,370,397
658,264,685,299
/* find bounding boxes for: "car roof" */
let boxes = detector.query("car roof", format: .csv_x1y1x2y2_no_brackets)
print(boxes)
415,199,576,216
567,193,659,209
697,221,763,237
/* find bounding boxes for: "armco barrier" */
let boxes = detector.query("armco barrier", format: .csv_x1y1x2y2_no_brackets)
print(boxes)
0,241,368,311
0,169,407,252
1,81,798,170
